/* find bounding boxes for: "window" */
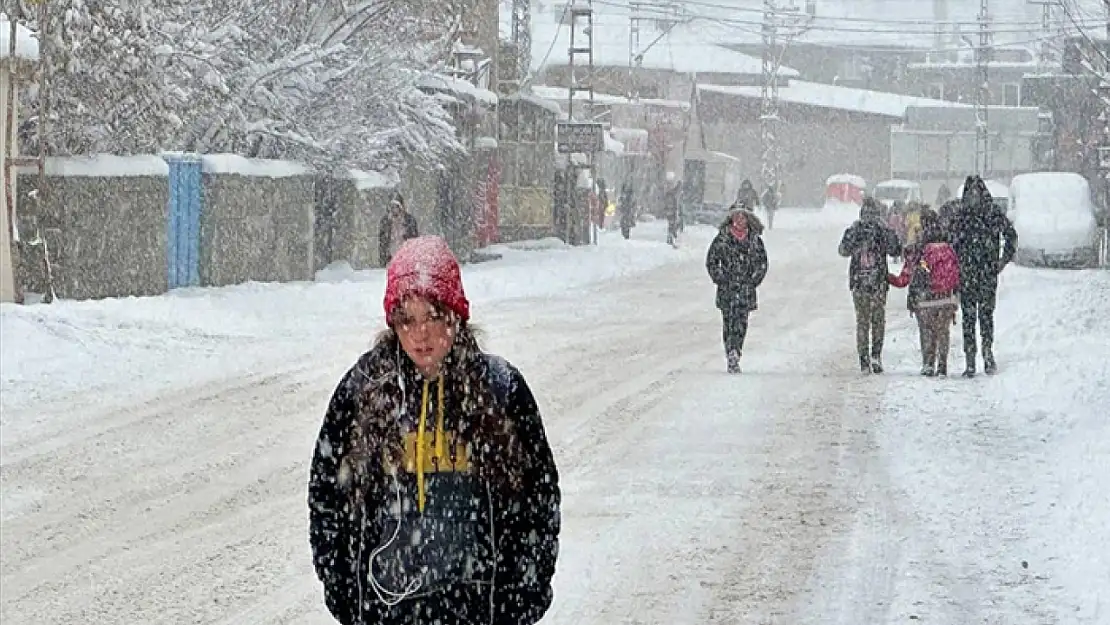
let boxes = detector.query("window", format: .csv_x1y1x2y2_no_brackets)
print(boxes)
1003,83,1021,107
925,83,945,101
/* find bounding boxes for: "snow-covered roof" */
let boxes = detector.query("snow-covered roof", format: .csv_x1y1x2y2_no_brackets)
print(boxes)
503,92,564,116
698,80,970,119
475,136,498,150
0,13,39,61
201,154,312,178
416,73,498,107
530,85,690,110
528,10,797,77
827,174,867,187
875,179,920,189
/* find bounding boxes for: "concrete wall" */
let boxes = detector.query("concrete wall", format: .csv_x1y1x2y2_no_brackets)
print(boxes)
16,157,170,300
13,155,322,301
199,167,315,287
314,172,398,271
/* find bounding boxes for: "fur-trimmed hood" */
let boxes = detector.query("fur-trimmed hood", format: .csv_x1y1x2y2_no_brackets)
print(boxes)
720,208,765,236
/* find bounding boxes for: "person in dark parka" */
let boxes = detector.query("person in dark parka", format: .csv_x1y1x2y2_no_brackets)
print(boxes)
838,197,902,374
706,207,769,373
309,236,560,625
948,175,1018,377
379,192,419,267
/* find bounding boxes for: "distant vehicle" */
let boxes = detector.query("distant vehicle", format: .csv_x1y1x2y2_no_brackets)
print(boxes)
873,179,923,209
820,173,868,226
956,178,1011,214
685,150,744,225
1009,172,1102,269
825,174,867,208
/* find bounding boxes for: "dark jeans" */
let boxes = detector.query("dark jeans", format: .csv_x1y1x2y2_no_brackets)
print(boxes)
961,288,997,356
852,289,888,361
721,307,750,356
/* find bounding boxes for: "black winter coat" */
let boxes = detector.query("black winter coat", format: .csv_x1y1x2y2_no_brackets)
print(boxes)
706,228,769,312
948,203,1017,297
838,219,901,293
308,334,560,625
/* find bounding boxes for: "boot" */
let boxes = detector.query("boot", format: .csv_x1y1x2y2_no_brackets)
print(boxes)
962,351,977,378
870,357,884,374
859,354,871,374
921,363,936,377
727,350,741,374
983,347,997,375
936,359,948,377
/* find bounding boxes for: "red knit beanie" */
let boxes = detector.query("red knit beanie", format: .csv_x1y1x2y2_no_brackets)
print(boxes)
383,236,470,325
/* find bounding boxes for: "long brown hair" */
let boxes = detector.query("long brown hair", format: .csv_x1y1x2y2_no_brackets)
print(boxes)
343,317,525,502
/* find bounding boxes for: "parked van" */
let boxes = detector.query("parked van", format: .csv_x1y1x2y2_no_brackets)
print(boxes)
873,179,923,210
1009,172,1102,269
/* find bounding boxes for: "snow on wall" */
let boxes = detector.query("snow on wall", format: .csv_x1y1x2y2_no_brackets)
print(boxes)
0,13,39,61
17,155,170,177
200,154,311,178
699,80,969,119
348,168,400,191
475,136,498,150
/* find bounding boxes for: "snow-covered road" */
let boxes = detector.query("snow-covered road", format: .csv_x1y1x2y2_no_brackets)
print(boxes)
2,218,1107,624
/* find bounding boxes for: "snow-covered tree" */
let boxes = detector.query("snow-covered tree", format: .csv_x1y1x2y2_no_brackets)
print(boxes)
19,0,481,169
16,0,191,155
160,0,481,170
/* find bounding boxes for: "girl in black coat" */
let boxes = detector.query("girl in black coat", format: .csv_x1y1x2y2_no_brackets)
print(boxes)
309,236,560,625
706,208,769,373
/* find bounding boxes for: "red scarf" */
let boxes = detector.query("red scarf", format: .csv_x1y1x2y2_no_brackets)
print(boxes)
730,222,749,241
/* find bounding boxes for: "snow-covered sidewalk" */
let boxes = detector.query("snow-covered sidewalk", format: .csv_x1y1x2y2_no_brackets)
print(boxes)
0,221,704,420
798,266,1110,624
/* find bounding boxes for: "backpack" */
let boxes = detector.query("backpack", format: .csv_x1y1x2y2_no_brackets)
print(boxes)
853,243,884,291
908,243,960,310
920,242,960,295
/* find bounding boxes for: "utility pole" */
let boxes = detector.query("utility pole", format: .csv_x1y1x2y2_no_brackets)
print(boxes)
565,0,597,245
1027,0,1061,69
974,0,992,175
1100,0,1110,248
760,0,779,201
3,0,53,304
511,0,531,84
759,1,810,204
629,1,642,101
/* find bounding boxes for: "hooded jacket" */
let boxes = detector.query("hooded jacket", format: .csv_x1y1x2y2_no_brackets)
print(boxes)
838,199,902,293
706,209,769,312
948,176,1018,296
308,331,560,625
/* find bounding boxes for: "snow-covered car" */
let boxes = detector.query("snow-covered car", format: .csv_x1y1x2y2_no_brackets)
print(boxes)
872,179,922,209
1009,172,1102,269
957,179,1010,214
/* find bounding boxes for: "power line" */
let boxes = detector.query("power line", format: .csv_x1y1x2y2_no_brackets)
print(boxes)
587,0,1106,31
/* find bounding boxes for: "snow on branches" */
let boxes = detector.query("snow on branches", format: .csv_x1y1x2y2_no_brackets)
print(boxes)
19,0,481,170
